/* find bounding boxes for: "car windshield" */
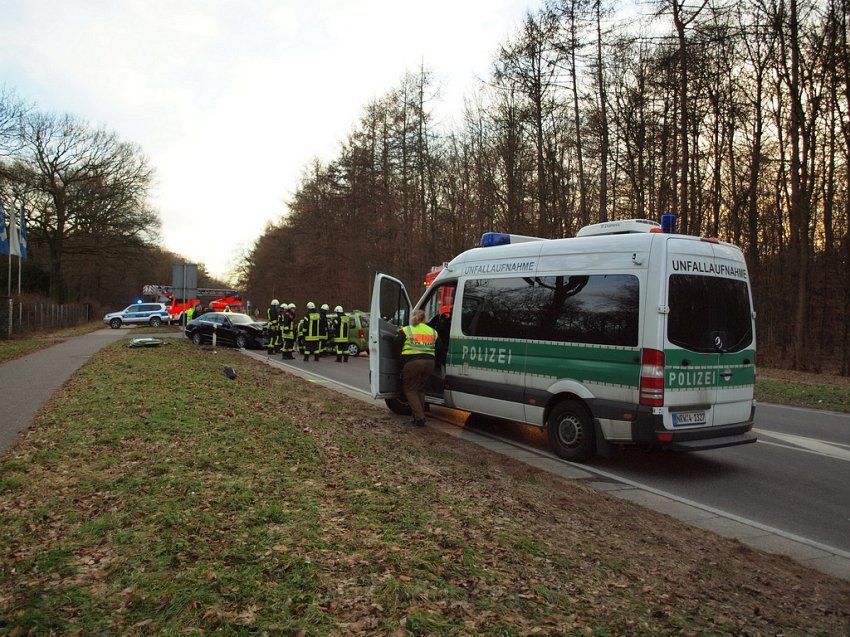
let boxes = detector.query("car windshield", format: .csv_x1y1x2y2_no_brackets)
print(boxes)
226,313,256,325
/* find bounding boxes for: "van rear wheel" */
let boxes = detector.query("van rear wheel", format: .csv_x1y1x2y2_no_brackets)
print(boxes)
547,400,595,462
385,397,412,416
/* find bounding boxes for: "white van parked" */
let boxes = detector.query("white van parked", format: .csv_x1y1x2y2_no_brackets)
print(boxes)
369,217,757,462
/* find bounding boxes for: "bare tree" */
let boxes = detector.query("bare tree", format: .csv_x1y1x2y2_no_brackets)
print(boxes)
0,86,27,156
668,0,710,234
6,111,158,301
495,10,564,236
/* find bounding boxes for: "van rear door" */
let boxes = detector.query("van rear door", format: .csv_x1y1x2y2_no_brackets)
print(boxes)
369,273,412,399
664,238,756,430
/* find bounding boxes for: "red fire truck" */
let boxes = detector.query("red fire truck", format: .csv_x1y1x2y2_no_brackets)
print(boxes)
141,284,244,324
424,264,454,314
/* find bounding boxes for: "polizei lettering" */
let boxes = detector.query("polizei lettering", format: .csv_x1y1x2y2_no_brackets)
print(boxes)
668,369,716,389
671,259,747,279
463,261,536,276
462,345,513,366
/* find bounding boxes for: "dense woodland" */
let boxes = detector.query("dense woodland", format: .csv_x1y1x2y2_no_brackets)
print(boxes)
244,0,850,373
2,0,850,373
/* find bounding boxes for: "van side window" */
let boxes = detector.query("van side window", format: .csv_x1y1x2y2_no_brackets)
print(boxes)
461,275,639,346
668,275,753,353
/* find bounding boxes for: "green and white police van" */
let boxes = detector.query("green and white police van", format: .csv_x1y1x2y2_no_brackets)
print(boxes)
369,217,757,462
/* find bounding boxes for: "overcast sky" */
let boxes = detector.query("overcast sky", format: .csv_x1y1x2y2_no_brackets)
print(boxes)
0,0,537,282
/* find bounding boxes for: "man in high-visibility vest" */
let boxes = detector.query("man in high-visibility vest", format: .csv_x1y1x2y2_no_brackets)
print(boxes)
331,305,350,363
280,303,296,359
394,309,438,427
318,303,330,356
266,299,281,355
299,302,325,361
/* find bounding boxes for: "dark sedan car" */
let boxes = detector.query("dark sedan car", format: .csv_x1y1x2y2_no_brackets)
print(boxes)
184,312,268,349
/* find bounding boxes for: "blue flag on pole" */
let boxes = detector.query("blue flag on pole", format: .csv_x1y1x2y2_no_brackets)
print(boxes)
18,206,27,260
0,198,9,256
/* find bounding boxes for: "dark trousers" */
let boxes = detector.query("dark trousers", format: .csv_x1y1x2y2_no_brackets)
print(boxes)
401,358,435,421
303,339,320,360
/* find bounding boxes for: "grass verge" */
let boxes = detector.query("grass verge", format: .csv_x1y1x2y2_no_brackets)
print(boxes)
0,323,181,364
757,369,850,412
0,339,848,635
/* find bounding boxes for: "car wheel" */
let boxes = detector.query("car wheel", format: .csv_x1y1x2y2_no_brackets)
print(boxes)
235,334,247,349
347,343,360,357
191,332,203,346
149,316,162,328
547,400,595,462
385,397,412,415
109,318,122,329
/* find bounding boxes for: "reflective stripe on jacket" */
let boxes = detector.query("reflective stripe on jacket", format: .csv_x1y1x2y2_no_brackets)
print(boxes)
401,323,437,357
305,311,322,341
281,313,295,338
333,314,349,343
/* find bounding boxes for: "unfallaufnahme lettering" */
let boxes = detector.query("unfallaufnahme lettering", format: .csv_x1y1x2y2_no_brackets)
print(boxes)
462,261,536,276
670,259,747,279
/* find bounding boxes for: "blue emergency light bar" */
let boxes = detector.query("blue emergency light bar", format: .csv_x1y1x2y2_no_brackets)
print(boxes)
480,232,511,247
661,214,676,233
479,232,547,247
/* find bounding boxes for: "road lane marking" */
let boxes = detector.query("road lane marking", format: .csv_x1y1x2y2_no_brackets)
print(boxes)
755,428,850,462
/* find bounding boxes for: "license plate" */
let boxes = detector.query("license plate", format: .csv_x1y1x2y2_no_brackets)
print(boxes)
672,411,706,426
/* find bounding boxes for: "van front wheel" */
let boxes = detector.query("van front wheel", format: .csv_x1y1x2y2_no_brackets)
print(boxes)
547,400,595,463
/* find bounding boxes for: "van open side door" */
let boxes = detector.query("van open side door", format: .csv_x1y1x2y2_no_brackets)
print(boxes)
369,273,412,399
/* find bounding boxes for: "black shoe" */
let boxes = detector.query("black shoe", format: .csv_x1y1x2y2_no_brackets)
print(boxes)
314,356,320,361
303,357,309,362
409,418,425,427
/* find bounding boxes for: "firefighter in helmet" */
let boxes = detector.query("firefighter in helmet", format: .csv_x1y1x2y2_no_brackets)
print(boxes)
331,305,350,362
280,302,297,359
318,303,331,355
299,302,325,361
266,299,281,354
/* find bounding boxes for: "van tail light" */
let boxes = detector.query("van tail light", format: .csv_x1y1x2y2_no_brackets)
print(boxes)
640,348,665,407
358,329,364,339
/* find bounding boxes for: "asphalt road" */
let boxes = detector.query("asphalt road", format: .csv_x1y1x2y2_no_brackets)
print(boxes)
277,354,850,554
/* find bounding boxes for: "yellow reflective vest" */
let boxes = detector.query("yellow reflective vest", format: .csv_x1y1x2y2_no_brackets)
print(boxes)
401,323,437,357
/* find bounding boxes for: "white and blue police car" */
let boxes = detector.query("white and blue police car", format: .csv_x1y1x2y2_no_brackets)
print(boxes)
103,303,170,329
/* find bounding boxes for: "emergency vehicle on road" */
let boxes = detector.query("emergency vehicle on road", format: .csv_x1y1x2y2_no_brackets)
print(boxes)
369,217,757,462
142,284,244,324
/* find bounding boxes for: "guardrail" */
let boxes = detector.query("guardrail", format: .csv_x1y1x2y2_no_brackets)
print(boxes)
0,297,92,338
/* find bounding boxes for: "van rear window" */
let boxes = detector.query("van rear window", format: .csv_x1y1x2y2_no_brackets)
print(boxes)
461,275,639,346
668,275,753,353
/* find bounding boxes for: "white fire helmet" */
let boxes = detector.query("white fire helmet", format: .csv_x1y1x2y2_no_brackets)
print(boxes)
334,305,343,313
307,302,316,310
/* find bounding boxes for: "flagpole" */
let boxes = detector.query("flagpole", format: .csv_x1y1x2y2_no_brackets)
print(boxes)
17,204,27,296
